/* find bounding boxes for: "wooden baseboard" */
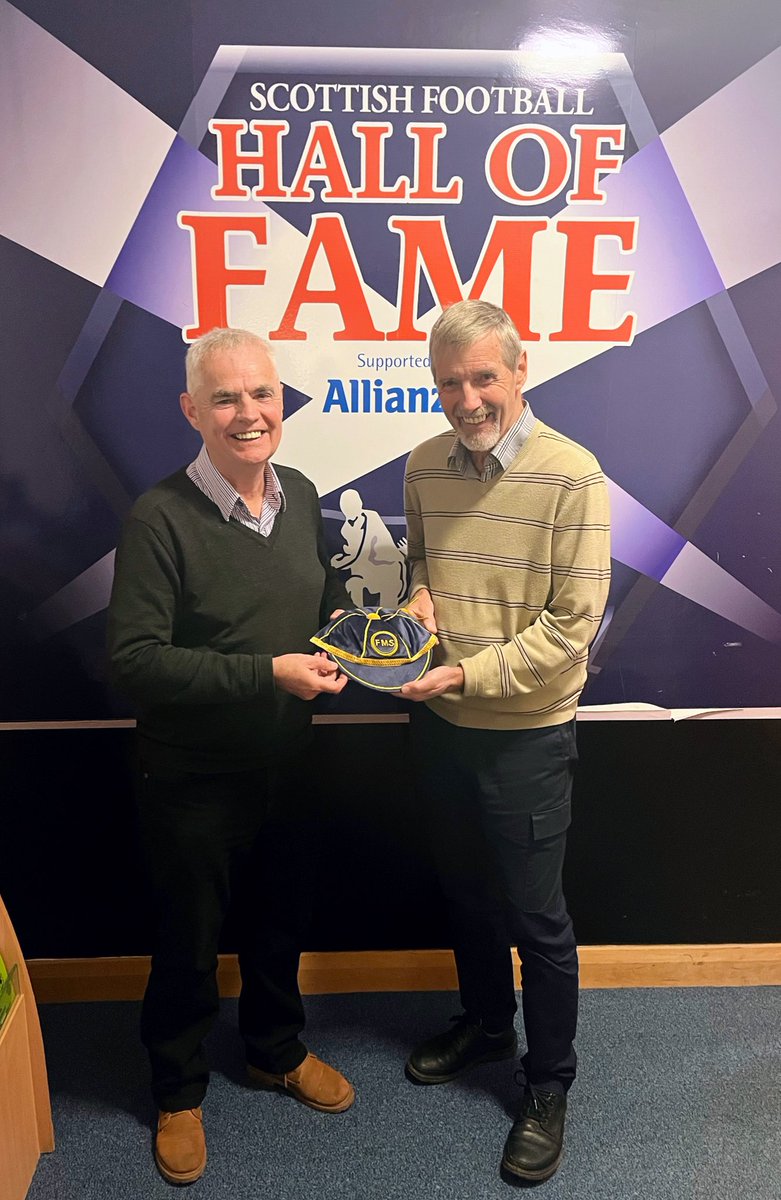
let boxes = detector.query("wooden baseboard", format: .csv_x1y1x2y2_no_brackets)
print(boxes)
26,944,781,1004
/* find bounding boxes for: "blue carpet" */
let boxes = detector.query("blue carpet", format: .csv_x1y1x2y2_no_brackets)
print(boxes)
28,987,781,1198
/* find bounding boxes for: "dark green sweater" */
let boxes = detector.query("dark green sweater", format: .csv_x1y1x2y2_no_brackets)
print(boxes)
107,466,348,773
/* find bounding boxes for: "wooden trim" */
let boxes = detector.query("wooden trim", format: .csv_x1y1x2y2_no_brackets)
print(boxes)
27,944,781,1004
3,710,781,731
578,943,781,988
0,720,137,731
312,713,410,724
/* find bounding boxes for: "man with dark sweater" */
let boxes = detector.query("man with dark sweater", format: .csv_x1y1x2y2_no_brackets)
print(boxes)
401,301,611,1183
108,328,353,1185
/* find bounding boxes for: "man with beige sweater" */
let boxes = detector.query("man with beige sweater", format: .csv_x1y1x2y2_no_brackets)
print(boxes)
400,300,611,1183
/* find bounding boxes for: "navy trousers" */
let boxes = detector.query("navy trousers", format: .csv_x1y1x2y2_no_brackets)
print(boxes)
136,753,314,1112
411,706,580,1093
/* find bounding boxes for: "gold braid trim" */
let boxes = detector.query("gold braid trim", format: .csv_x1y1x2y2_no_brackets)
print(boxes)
310,633,437,667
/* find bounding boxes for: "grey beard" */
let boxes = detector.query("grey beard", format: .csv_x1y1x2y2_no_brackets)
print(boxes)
458,422,501,453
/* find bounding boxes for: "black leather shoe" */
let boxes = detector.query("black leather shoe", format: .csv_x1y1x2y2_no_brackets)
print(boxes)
501,1088,567,1182
406,1017,517,1084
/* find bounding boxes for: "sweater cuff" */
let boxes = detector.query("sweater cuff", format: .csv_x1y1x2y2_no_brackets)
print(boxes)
408,564,430,598
459,656,480,698
256,654,275,698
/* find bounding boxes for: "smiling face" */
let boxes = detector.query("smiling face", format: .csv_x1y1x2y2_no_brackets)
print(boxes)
179,341,283,487
433,331,527,460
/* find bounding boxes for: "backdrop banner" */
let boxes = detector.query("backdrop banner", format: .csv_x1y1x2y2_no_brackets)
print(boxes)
2,1,781,717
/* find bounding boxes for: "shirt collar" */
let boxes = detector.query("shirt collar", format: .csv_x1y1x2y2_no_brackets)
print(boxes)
188,443,286,522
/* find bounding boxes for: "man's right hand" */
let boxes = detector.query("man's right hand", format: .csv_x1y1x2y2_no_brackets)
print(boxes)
405,588,437,634
272,654,348,700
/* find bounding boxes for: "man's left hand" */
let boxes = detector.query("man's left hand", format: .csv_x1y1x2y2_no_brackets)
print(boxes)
400,665,464,701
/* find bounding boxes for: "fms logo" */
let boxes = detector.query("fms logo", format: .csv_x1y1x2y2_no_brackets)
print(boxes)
370,630,399,657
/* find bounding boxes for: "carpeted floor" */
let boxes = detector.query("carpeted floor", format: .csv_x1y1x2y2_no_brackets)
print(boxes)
27,986,781,1199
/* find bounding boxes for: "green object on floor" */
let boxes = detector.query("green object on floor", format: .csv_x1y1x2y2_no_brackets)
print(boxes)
0,953,18,1029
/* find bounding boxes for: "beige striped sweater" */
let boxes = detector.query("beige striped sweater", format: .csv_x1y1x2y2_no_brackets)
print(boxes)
404,418,611,729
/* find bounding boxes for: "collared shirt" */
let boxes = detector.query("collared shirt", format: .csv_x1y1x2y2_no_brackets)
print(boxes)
186,443,286,536
447,401,537,482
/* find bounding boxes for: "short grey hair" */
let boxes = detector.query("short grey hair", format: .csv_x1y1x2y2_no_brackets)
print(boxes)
184,328,275,392
429,300,523,376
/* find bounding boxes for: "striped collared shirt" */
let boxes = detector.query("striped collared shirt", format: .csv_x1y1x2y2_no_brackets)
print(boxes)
186,444,286,536
448,401,537,481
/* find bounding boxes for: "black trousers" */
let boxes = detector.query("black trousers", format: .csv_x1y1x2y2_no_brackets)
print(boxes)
136,753,315,1112
411,706,580,1093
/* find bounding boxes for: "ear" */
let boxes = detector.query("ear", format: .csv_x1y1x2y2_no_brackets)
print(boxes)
516,350,528,390
180,391,200,431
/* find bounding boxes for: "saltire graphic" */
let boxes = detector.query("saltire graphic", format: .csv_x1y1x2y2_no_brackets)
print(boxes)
2,4,781,688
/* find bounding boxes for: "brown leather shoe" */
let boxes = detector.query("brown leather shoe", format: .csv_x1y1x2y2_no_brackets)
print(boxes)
247,1052,355,1113
155,1107,206,1185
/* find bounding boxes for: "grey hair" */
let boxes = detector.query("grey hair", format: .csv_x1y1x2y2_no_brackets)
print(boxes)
429,300,523,376
184,328,276,392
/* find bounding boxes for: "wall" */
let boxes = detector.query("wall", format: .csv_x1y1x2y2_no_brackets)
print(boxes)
2,0,781,959
4,719,780,960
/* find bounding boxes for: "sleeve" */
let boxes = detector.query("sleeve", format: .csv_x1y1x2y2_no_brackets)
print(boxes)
107,515,273,707
460,470,611,700
403,466,431,600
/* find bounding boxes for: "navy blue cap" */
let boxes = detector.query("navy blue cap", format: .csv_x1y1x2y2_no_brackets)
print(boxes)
311,607,438,692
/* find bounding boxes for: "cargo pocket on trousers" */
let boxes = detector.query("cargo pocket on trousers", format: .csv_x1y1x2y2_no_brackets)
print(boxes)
523,800,572,912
